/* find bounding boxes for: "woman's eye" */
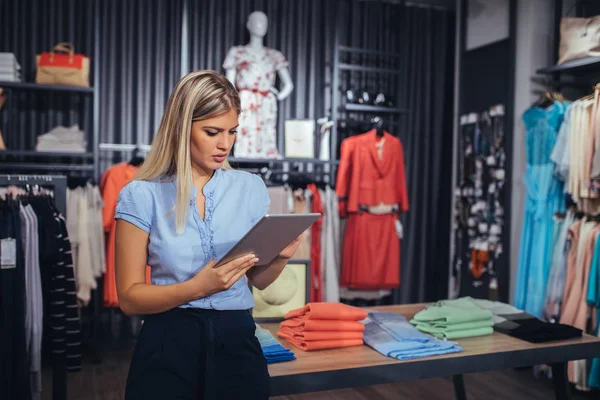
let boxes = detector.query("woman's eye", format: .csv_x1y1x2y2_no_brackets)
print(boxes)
229,130,238,135
206,131,219,136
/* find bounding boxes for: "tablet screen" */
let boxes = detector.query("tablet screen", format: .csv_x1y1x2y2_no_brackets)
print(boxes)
215,213,320,267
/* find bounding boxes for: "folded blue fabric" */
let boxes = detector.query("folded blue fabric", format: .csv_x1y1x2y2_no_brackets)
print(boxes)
261,344,292,355
264,350,296,363
255,324,281,347
363,312,463,360
255,324,296,364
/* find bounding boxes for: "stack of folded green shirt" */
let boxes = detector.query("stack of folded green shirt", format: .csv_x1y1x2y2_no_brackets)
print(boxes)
410,298,494,339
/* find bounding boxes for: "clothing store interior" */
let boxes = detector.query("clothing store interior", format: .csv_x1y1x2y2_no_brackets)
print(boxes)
4,0,600,399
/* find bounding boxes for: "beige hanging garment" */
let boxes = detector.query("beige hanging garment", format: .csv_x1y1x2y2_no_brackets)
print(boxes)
0,88,6,150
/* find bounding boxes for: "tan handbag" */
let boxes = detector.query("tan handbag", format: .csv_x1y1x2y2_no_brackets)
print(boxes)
35,42,90,87
558,16,600,64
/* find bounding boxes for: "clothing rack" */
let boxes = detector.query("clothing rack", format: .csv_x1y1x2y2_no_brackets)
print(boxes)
0,174,67,215
0,174,68,400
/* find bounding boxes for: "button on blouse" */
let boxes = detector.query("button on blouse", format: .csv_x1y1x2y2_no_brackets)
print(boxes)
114,168,270,310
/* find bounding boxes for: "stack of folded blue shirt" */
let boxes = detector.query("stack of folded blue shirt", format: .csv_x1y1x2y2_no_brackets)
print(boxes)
362,312,463,360
255,323,296,364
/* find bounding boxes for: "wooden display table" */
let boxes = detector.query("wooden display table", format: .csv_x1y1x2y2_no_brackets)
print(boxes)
263,304,600,399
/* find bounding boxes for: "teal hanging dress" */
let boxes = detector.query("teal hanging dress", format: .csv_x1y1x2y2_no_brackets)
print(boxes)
514,101,566,318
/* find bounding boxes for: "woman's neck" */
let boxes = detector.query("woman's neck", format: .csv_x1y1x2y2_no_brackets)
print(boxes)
191,166,215,192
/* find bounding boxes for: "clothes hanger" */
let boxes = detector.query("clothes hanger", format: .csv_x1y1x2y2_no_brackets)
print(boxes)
128,146,145,166
577,84,600,103
534,91,558,108
372,116,384,137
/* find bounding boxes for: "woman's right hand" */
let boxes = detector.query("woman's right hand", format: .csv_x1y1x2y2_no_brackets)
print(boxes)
190,253,259,298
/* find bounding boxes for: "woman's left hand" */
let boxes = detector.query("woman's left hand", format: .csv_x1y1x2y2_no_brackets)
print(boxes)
278,235,302,260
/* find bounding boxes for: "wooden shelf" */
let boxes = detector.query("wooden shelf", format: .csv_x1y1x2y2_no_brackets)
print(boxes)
537,56,600,75
0,81,94,93
344,104,408,113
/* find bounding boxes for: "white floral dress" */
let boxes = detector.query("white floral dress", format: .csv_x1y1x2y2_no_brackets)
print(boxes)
223,46,288,159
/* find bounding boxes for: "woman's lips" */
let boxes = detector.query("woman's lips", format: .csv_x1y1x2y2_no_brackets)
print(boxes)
212,155,227,162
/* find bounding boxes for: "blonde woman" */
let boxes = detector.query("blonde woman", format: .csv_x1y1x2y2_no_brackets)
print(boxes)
114,70,300,399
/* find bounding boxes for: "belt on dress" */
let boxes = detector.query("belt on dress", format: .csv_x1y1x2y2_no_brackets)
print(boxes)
358,203,400,215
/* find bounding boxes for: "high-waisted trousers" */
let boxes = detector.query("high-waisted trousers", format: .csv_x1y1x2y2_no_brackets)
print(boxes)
125,307,270,400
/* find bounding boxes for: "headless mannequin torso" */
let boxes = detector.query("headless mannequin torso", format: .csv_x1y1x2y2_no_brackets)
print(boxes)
223,11,294,159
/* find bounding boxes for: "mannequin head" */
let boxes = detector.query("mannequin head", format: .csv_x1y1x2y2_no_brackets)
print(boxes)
246,11,268,37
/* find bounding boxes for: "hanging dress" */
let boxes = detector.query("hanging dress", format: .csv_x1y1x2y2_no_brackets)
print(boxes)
514,101,566,318
223,46,288,159
588,233,600,388
336,129,409,290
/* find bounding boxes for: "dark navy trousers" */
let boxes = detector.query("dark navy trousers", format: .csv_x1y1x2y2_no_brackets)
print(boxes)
125,308,270,400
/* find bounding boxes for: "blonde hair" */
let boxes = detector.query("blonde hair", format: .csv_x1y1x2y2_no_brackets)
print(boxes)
135,70,241,234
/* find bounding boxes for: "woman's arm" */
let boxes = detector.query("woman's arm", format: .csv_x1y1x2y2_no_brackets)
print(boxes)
115,220,205,316
247,236,301,290
246,256,289,291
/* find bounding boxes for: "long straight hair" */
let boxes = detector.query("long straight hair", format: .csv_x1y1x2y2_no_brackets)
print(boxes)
135,70,241,233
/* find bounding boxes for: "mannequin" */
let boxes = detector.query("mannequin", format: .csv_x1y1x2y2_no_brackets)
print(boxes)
223,11,294,159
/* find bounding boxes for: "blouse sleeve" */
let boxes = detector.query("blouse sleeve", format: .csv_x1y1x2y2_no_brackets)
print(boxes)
223,46,239,70
272,49,289,71
249,174,271,225
115,181,153,233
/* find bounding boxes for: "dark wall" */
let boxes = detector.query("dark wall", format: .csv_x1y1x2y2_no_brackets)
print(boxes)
461,39,511,112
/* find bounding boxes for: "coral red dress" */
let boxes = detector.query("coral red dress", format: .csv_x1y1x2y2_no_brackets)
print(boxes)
336,129,409,289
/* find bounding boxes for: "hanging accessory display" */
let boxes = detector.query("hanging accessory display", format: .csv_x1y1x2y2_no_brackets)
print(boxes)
451,105,506,300
35,42,90,87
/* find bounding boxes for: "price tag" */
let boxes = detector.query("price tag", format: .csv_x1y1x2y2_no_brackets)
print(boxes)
1,238,16,270
395,220,403,239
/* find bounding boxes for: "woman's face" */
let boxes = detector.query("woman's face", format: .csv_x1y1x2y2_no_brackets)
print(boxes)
190,108,238,173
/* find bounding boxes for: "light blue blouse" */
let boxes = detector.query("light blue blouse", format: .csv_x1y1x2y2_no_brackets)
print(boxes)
114,168,270,310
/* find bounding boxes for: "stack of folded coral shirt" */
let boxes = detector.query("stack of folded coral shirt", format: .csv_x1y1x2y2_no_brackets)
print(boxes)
410,298,494,339
255,323,296,364
277,303,367,351
363,312,463,360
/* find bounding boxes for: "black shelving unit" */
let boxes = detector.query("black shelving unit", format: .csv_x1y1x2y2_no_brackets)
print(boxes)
229,156,334,185
537,56,600,75
330,43,407,179
0,79,97,178
0,81,97,178
0,4,100,182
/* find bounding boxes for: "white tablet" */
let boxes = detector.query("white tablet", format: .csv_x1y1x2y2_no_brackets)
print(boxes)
215,213,321,267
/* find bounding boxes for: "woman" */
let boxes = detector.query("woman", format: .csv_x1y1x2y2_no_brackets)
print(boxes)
114,70,300,399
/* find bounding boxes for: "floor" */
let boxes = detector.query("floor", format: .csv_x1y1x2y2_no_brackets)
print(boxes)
41,346,599,400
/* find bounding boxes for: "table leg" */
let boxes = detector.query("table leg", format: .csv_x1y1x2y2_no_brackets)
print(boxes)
452,375,467,400
550,363,571,400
